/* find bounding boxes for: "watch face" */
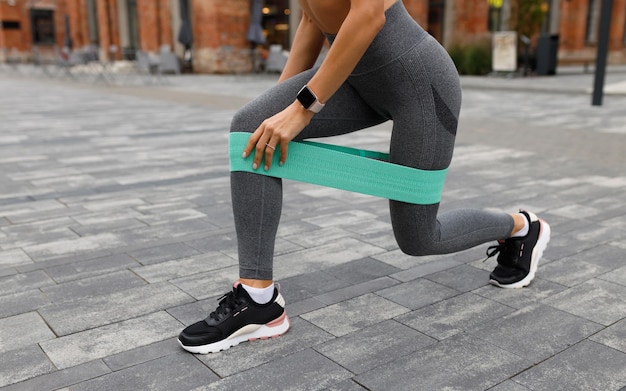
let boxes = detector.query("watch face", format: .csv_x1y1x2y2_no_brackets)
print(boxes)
297,86,317,109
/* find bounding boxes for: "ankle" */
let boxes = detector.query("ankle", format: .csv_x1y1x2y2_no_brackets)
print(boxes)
240,278,273,288
241,281,275,304
510,213,529,238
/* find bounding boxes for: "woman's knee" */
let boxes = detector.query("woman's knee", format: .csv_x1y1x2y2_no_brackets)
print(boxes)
396,236,440,257
391,202,441,256
230,104,261,134
393,220,441,256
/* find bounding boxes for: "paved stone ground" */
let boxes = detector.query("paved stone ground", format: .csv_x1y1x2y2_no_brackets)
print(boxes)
0,65,625,391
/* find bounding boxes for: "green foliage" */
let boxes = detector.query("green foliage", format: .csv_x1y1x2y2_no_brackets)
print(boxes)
448,39,493,75
511,0,547,40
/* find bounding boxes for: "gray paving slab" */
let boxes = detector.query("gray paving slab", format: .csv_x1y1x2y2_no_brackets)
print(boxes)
513,341,626,391
589,318,626,354
197,317,334,377
0,361,111,391
301,293,409,337
0,67,625,390
131,251,237,283
425,263,491,292
0,289,51,318
40,269,146,303
0,270,55,296
72,353,219,391
43,253,140,283
472,275,568,309
40,311,183,369
396,292,516,340
325,380,369,391
0,345,56,388
355,333,532,391
0,312,55,354
170,265,240,300
127,242,201,265
38,282,192,336
312,276,399,306
313,319,436,374
543,279,626,326
197,348,353,391
467,304,603,363
102,338,181,371
376,278,460,310
488,381,532,391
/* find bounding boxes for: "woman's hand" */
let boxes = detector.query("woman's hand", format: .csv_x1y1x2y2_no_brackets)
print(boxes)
243,101,315,171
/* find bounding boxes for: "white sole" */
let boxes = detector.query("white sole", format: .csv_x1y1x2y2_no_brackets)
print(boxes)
490,218,551,289
179,312,290,354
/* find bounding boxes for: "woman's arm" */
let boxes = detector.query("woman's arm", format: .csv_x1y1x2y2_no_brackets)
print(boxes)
278,13,326,83
244,0,386,170
305,1,386,103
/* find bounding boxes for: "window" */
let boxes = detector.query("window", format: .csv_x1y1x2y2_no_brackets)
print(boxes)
262,0,291,48
86,0,99,44
488,0,503,32
488,7,502,32
126,0,140,50
30,9,55,45
585,0,600,44
1,20,21,30
624,8,626,46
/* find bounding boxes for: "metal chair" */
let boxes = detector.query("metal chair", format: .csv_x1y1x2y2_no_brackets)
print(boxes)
135,50,162,84
265,44,288,73
158,45,181,75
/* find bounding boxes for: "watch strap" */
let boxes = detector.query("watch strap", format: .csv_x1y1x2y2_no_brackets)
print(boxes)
297,85,325,113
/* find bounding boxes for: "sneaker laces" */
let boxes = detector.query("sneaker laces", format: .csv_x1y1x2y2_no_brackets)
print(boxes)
207,288,243,322
484,239,520,266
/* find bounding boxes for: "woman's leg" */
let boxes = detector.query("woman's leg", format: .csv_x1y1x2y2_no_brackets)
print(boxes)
230,69,387,282
376,36,516,255
179,70,387,354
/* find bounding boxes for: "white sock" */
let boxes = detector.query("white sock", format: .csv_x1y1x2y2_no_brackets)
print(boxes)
241,283,275,304
512,214,529,238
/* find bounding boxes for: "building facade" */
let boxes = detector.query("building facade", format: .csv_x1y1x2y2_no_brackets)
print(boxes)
1,0,625,72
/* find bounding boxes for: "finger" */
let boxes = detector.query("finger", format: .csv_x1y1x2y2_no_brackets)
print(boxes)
279,141,288,166
253,132,271,170
264,143,276,171
264,135,280,170
243,129,262,158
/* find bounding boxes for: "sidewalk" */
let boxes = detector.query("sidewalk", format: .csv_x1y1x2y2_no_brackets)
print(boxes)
461,64,626,95
0,67,625,390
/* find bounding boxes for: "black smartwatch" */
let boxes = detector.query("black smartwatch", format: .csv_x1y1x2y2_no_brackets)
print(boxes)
297,85,325,113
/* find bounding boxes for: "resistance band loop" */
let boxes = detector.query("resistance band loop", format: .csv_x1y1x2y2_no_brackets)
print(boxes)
229,132,447,205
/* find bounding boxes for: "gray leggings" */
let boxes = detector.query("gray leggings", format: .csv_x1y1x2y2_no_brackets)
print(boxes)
230,1,514,280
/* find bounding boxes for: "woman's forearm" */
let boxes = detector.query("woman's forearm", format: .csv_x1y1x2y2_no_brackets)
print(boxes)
305,4,386,104
278,14,325,83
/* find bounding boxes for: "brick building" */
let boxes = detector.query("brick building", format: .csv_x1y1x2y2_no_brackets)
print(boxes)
1,0,625,72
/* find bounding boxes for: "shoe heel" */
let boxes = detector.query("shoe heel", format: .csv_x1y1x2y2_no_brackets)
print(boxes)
249,313,290,341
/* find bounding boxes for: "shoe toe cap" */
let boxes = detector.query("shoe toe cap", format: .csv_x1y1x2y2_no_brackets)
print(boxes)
178,320,223,346
490,265,526,285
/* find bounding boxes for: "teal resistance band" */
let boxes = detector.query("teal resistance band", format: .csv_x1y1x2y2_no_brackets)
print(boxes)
229,132,447,205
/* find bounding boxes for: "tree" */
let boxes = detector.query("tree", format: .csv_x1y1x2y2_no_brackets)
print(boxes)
509,0,547,41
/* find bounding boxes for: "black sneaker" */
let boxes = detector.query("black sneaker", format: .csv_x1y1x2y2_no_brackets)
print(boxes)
178,282,290,354
487,210,551,288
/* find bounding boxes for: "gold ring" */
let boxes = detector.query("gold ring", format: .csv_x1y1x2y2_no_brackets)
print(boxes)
265,143,275,151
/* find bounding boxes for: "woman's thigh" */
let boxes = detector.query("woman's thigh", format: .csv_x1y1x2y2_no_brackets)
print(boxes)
231,69,388,139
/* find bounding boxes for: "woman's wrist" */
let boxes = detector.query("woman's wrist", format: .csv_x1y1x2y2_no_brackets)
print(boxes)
292,100,317,119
